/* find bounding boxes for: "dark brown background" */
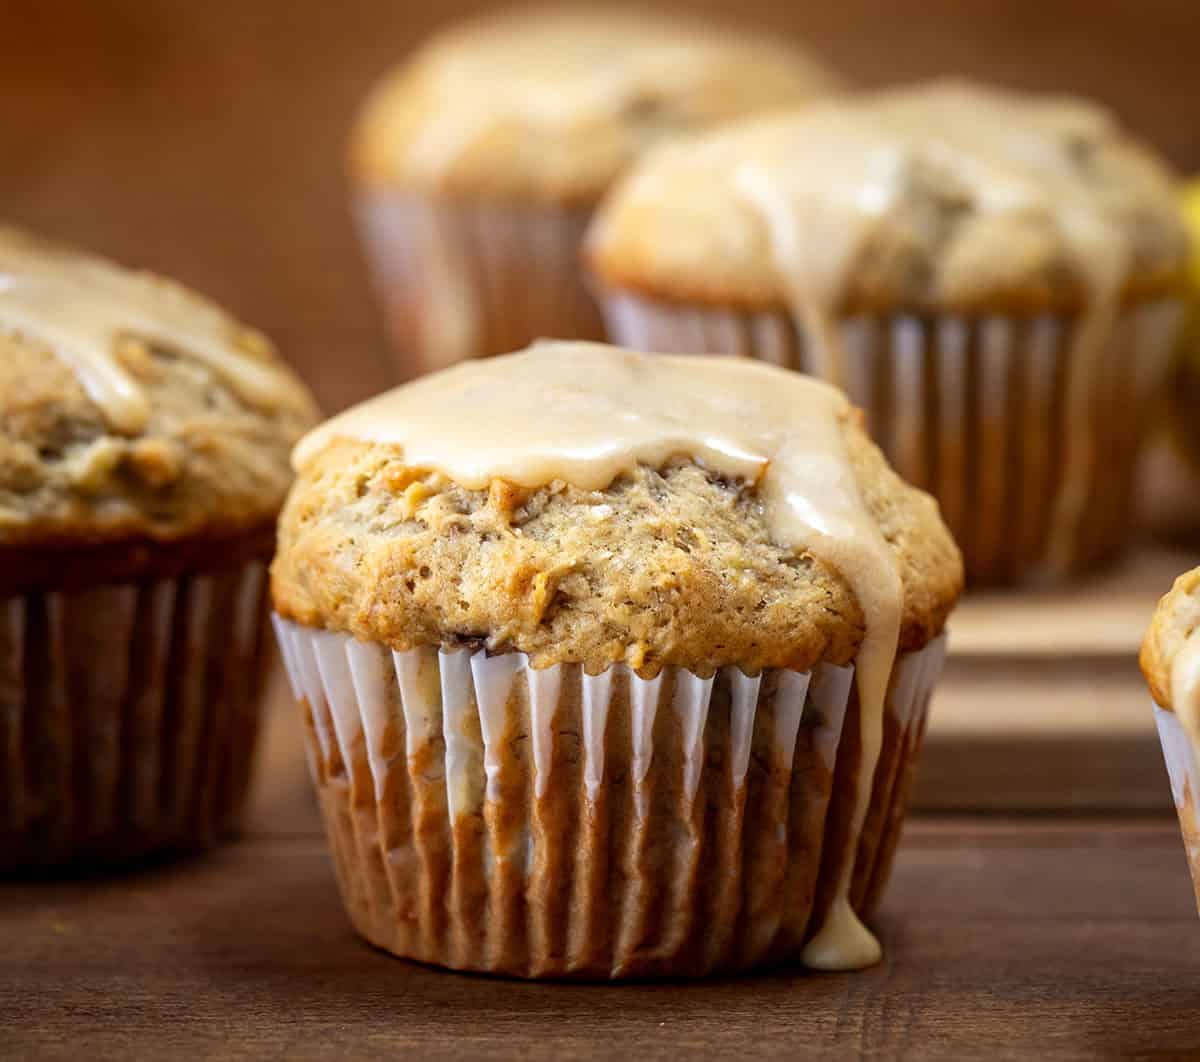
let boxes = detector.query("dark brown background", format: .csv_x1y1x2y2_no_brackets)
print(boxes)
4,0,1199,413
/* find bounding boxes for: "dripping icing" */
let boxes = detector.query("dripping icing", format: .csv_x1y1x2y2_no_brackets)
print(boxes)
605,81,1182,574
0,227,313,434
296,340,905,970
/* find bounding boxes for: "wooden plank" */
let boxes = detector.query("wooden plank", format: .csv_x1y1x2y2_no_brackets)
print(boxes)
914,545,1197,810
1,819,1195,1060
950,544,1195,658
917,654,1170,810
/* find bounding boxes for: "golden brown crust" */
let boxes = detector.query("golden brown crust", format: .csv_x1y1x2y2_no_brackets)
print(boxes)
271,411,962,677
586,256,1189,320
1141,567,1200,709
350,5,843,206
585,83,1190,314
0,323,317,548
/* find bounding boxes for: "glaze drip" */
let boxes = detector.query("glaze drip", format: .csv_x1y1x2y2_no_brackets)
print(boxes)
598,81,1184,572
0,227,313,434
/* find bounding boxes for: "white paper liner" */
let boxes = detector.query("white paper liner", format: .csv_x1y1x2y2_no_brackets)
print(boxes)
355,189,606,378
1154,706,1200,913
600,290,1185,584
0,560,272,869
274,617,946,978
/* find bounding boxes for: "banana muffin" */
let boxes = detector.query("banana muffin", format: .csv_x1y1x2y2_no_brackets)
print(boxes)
0,225,318,869
349,4,842,376
587,79,1191,584
271,341,962,978
1141,567,1200,912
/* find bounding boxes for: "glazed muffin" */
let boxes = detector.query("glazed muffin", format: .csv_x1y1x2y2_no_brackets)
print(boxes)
271,341,962,978
1141,568,1200,912
0,225,318,869
587,79,1191,584
350,4,842,377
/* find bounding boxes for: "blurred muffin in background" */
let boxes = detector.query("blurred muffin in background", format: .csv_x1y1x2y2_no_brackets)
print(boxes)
587,80,1191,585
1139,179,1200,541
270,342,961,978
0,226,318,870
349,4,842,378
1141,566,1200,914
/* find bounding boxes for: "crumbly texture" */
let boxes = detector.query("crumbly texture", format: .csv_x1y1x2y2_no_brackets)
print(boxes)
272,414,962,677
586,82,1190,314
351,6,842,205
1141,568,1200,709
0,329,317,547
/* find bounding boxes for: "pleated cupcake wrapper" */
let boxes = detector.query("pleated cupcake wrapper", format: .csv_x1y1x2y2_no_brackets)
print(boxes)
0,560,272,869
600,289,1184,584
1153,707,1200,914
354,189,605,377
273,617,946,979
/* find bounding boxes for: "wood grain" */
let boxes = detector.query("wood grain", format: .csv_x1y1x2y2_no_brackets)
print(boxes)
913,545,1197,810
2,818,1196,1060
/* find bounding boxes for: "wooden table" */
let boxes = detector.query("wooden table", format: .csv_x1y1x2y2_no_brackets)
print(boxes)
918,545,1195,811
4,680,1199,1060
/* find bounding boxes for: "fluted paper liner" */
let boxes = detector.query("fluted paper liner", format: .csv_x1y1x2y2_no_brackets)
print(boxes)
1154,707,1200,913
600,290,1184,584
274,617,946,978
1,560,272,870
355,190,605,378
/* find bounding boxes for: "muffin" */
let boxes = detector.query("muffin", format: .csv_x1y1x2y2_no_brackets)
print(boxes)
350,4,842,378
271,341,962,978
0,225,318,869
586,80,1191,584
1140,178,1200,540
1141,568,1200,912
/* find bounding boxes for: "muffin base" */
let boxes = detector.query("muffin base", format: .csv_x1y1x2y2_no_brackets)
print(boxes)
0,544,273,870
274,618,945,979
1153,706,1200,913
601,289,1184,584
355,189,605,378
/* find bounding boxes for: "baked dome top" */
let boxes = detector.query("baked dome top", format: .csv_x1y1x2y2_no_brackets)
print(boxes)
272,342,961,676
0,226,318,546
586,80,1189,313
351,5,843,204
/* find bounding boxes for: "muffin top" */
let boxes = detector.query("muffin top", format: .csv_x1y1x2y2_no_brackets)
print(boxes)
0,226,319,550
1141,569,1200,735
273,341,961,678
350,5,843,205
586,80,1189,314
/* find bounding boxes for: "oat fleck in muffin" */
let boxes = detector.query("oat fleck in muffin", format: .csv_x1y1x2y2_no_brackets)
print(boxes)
0,225,318,869
1141,568,1200,911
587,79,1192,584
349,4,843,375
271,341,961,978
